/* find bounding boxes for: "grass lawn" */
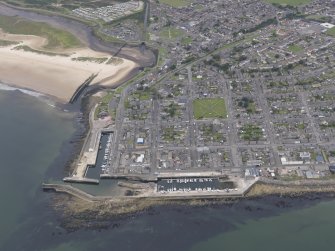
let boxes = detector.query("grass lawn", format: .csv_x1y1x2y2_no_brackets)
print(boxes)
240,124,263,142
159,0,190,8
157,46,168,66
288,44,303,53
305,15,331,23
326,27,335,37
0,15,82,49
160,27,184,39
264,0,311,6
181,36,193,45
94,91,114,119
193,98,227,119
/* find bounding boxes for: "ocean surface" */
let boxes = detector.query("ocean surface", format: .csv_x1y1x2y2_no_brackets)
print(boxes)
1,89,335,251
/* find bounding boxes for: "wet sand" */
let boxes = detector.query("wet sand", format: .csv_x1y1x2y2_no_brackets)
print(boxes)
0,2,157,67
0,32,138,102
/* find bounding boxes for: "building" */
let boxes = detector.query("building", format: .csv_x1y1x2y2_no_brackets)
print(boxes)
329,165,335,174
245,167,260,179
299,152,311,161
137,137,144,144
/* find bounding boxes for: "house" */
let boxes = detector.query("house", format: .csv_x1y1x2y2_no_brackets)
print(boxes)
137,138,144,144
299,152,311,161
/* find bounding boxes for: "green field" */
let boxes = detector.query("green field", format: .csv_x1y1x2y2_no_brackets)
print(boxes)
305,15,332,23
0,15,82,49
160,27,184,39
264,0,311,6
193,98,227,119
326,27,335,37
159,0,190,8
288,44,303,53
181,36,193,45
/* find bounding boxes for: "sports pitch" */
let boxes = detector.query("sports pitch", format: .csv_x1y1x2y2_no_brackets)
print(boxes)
193,98,227,119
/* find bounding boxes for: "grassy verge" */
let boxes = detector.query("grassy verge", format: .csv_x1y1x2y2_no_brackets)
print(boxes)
12,45,69,56
106,57,124,65
263,0,311,6
94,91,115,119
72,57,108,64
0,39,19,47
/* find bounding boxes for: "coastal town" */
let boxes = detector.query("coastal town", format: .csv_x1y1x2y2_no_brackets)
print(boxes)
3,1,335,249
56,0,335,198
0,0,334,198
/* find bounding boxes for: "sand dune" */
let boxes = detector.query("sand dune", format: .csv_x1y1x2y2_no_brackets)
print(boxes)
0,31,138,103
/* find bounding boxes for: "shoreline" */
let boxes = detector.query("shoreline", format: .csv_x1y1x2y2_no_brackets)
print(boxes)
0,2,158,67
49,180,335,231
0,42,139,103
0,81,66,107
45,177,335,212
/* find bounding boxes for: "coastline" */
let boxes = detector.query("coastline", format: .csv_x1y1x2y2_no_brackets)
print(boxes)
48,179,335,231
0,41,138,103
0,2,157,67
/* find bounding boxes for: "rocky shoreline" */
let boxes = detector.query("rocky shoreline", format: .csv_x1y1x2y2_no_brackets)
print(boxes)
49,178,335,232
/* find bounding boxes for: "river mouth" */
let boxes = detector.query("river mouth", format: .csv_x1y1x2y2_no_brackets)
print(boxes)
0,2,157,67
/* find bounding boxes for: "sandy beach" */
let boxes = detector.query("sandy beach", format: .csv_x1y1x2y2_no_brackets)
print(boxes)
0,31,138,102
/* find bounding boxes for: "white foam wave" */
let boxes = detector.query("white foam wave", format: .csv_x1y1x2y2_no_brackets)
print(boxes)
0,82,56,107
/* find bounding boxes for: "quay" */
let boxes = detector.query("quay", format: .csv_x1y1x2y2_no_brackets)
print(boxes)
42,183,99,202
65,101,114,184
42,178,257,201
43,177,335,203
157,171,228,179
100,173,158,182
100,171,228,182
63,177,99,184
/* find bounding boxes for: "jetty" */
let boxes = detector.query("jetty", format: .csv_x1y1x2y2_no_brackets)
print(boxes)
69,73,98,104
63,177,99,184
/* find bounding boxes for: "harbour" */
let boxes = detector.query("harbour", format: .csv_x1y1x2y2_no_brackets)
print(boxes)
157,178,235,193
85,132,114,180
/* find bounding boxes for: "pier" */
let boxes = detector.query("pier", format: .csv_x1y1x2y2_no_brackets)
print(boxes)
68,99,114,183
42,177,258,202
63,177,99,184
69,73,98,104
42,183,98,202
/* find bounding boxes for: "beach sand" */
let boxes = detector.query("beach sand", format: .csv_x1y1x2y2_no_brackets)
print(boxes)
0,31,138,103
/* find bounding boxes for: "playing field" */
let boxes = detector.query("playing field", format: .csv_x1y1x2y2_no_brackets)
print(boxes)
326,27,335,37
288,44,303,53
159,0,190,8
264,0,311,6
193,98,227,119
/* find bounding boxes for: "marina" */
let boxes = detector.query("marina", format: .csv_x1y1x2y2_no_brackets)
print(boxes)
85,132,113,179
157,178,235,193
